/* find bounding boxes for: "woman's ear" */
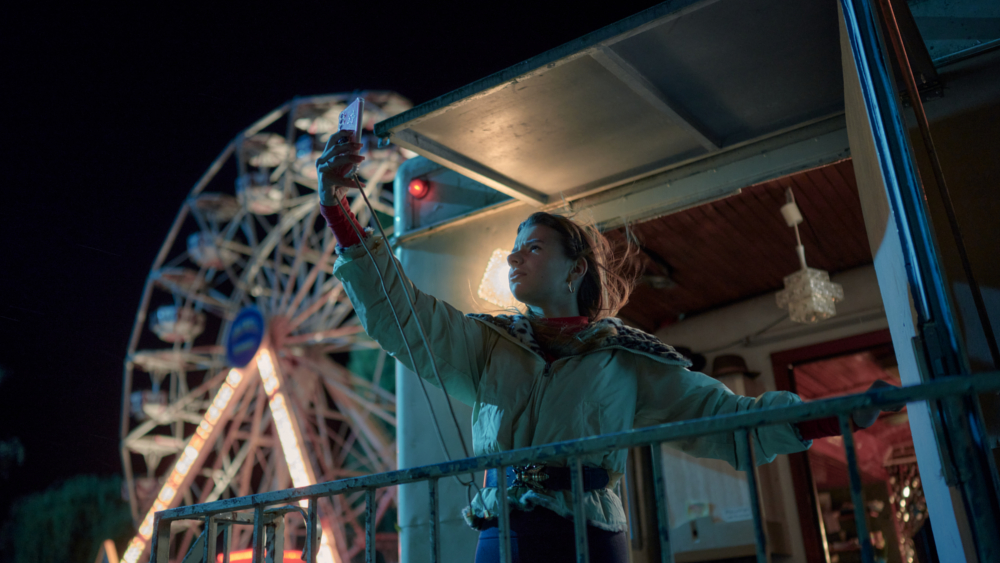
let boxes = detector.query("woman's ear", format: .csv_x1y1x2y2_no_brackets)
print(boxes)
571,257,588,281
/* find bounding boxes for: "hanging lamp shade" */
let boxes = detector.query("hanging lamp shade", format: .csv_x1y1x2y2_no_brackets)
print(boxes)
776,267,844,323
775,188,844,323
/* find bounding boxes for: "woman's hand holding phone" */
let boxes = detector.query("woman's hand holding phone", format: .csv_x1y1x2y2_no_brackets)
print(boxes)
316,129,365,206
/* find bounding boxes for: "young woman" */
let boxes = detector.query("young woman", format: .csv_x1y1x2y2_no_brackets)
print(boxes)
315,131,888,562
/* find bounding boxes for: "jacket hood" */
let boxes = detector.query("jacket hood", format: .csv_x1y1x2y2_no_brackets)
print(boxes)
467,313,693,367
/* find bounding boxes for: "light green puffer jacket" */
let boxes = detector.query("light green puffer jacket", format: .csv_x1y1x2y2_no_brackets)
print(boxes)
333,235,811,532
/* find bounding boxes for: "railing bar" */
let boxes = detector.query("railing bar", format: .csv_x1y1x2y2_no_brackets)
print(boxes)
151,515,171,563
839,415,875,563
365,489,376,563
737,430,768,563
251,505,265,563
429,479,441,563
306,499,317,563
265,516,276,563
156,377,1000,523
570,457,590,563
496,466,512,563
648,443,674,563
222,514,232,563
204,515,217,563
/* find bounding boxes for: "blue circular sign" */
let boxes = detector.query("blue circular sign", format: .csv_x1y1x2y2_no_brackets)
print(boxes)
225,307,265,367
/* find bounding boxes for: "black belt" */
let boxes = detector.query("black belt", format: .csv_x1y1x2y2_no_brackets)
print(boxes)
485,465,610,493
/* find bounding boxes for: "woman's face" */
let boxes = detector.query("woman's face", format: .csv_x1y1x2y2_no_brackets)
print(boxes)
507,224,582,312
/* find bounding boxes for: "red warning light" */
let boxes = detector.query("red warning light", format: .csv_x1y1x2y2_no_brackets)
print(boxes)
408,178,430,199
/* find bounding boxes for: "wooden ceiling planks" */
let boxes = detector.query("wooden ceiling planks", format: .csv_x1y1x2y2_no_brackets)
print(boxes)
617,159,872,332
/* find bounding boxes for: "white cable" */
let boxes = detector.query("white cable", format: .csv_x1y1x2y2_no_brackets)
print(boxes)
334,176,481,492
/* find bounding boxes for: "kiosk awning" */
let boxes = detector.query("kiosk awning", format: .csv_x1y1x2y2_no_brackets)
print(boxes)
375,0,845,206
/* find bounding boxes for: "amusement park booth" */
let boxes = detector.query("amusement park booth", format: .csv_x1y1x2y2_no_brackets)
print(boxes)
374,1,1000,562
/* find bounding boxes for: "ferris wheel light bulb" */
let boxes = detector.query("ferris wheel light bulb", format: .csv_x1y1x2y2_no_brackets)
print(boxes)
123,543,144,563
226,368,243,386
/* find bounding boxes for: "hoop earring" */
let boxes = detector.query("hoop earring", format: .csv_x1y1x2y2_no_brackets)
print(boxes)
568,281,574,294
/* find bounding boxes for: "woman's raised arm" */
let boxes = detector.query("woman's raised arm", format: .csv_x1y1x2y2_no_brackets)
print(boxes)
317,130,490,406
332,235,491,406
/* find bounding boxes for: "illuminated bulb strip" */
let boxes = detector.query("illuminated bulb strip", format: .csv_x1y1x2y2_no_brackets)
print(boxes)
257,349,338,563
122,368,245,563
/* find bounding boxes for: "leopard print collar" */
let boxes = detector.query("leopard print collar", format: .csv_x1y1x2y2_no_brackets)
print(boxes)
466,313,691,367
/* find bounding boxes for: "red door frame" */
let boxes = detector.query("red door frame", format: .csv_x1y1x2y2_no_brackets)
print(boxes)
769,328,893,563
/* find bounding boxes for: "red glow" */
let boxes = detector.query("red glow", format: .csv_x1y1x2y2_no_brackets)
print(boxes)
408,178,429,199
218,549,304,562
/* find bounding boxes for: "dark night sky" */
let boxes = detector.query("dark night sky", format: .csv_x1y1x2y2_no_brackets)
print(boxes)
0,0,663,519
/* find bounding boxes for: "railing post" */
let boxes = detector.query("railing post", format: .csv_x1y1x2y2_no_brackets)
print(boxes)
570,457,590,563
222,514,232,563
269,510,285,563
151,515,171,563
648,443,674,563
496,467,512,563
839,415,875,563
428,479,441,563
203,515,217,563
265,517,275,563
735,429,768,563
305,499,317,563
251,504,265,563
365,489,376,563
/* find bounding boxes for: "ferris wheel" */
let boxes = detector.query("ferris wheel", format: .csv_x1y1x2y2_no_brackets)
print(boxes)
119,92,415,563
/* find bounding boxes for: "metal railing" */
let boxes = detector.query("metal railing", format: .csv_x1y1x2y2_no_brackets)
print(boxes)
149,373,1000,563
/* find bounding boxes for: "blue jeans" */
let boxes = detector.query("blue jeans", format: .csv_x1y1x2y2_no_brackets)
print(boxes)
474,507,628,563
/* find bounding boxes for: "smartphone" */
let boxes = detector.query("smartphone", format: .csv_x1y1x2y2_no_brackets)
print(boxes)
337,98,365,177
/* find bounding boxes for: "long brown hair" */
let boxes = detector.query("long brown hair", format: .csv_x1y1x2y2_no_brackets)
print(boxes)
517,212,640,322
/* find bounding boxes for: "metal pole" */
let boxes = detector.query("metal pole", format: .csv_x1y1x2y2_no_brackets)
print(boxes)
648,443,674,563
839,416,875,563
570,457,591,563
365,489,376,563
428,479,441,563
251,505,265,563
305,499,317,563
222,514,232,563
204,516,217,563
874,0,1000,368
152,515,171,563
736,430,768,563
496,467,513,563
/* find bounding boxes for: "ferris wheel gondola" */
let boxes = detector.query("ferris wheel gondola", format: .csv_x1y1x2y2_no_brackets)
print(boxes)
119,92,413,563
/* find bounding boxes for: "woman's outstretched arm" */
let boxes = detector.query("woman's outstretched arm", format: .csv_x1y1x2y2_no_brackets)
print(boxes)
633,361,810,470
633,361,896,469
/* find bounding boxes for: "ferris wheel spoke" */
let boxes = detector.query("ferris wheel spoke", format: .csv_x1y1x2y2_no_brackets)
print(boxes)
288,283,343,333
124,369,229,444
304,358,396,429
237,385,269,498
285,234,338,319
375,487,397,523
283,325,364,346
278,206,319,313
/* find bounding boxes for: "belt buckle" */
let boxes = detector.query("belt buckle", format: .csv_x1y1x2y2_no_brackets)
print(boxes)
513,464,550,492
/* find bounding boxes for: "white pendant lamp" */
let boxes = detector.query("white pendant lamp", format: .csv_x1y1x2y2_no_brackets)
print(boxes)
775,188,844,323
